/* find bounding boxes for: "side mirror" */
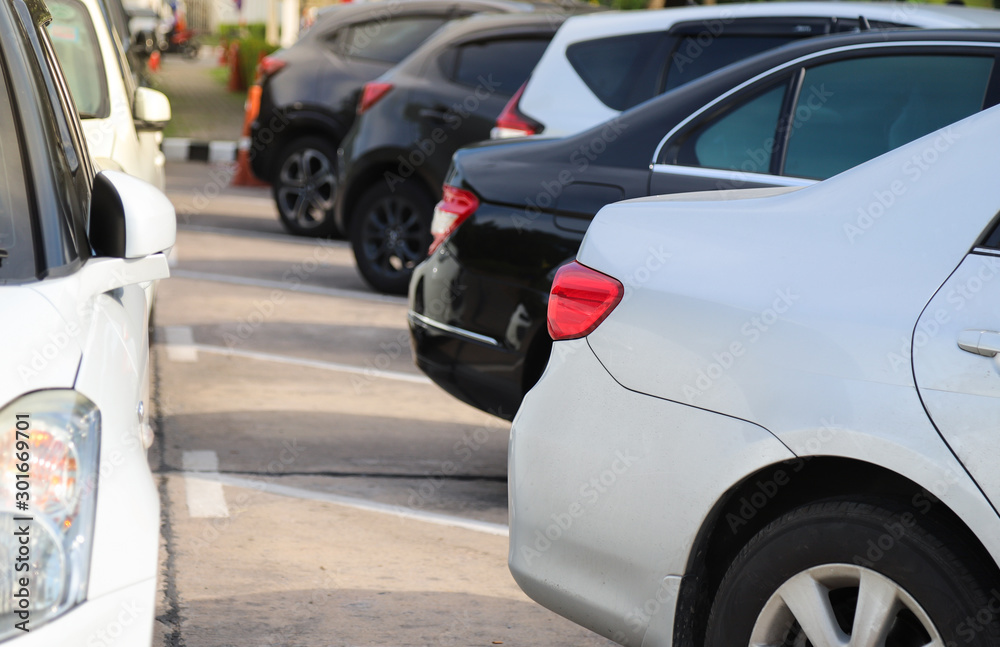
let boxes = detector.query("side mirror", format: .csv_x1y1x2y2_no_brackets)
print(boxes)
90,170,176,259
134,87,171,131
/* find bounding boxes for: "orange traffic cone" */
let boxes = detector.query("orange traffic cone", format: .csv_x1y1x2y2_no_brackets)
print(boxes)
231,84,269,187
149,50,161,73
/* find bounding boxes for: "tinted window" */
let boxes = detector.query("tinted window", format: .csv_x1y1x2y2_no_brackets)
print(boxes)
566,31,668,111
47,0,110,118
784,55,993,180
343,17,446,63
664,35,797,92
681,82,787,173
0,63,36,281
453,38,550,96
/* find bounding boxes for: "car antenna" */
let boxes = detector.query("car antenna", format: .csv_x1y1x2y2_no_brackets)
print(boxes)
858,15,872,31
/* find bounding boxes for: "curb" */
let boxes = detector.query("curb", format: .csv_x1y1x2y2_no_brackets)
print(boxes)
163,138,238,163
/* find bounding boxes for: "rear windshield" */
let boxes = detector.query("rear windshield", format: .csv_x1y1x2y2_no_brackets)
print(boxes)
46,0,110,119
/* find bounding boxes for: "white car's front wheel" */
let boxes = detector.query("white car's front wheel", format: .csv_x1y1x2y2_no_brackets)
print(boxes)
706,500,1000,647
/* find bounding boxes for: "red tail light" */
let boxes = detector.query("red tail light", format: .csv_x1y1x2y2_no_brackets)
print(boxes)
492,82,542,139
358,82,393,115
429,185,479,254
547,262,624,340
257,55,286,82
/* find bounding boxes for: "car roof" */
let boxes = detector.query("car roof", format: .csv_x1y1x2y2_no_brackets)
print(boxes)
386,11,569,75
555,2,1000,44
311,0,583,28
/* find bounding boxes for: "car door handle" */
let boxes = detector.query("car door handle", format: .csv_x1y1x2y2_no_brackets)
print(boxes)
957,329,1000,357
418,107,449,122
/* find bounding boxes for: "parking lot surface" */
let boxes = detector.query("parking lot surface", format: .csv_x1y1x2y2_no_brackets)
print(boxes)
150,162,615,647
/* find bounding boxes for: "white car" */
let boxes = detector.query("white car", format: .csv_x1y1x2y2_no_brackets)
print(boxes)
494,1,1000,139
0,1,174,645
509,107,1000,646
47,0,171,191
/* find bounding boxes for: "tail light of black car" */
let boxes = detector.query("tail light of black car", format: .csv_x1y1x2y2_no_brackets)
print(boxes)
358,82,394,115
256,55,287,83
491,82,542,139
429,185,479,254
547,261,624,341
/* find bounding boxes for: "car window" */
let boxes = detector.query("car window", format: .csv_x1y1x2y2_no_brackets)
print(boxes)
664,35,798,92
46,0,110,119
343,17,447,63
0,57,37,281
566,31,670,111
784,55,993,180
678,81,788,173
452,38,551,96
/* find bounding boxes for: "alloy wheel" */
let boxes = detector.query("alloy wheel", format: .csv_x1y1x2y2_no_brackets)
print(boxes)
276,147,337,231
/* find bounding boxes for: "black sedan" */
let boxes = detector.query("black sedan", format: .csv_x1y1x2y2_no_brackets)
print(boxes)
409,28,1000,420
336,12,578,294
249,0,580,238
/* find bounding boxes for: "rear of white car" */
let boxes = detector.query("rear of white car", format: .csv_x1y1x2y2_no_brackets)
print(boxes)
505,1,1000,139
509,108,1000,645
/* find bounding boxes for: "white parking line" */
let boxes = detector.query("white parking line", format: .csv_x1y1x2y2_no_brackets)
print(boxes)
169,269,407,305
188,472,508,536
176,224,352,248
182,451,230,518
193,344,431,385
163,326,198,362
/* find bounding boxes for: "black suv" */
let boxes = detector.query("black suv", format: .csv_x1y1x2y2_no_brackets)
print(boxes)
249,0,570,238
408,29,1000,419
335,12,578,294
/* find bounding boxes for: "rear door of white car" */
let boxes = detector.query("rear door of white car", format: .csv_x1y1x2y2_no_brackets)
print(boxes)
913,228,1000,510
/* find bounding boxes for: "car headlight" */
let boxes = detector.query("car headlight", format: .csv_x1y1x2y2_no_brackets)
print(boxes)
0,391,100,639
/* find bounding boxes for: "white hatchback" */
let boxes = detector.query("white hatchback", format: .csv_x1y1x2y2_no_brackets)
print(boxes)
494,1,1000,139
47,0,171,191
510,107,1000,645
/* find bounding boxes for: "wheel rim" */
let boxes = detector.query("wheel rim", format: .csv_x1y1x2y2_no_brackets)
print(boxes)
358,195,426,278
750,564,943,647
276,147,336,230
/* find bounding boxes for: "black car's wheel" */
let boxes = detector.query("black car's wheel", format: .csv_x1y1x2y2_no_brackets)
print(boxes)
706,499,1000,647
272,136,340,238
350,181,433,295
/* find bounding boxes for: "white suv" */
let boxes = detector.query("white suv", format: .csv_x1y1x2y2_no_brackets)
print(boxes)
47,0,171,191
494,1,1000,139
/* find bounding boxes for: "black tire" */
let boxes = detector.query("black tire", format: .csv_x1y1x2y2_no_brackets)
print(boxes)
272,136,341,238
706,499,1000,647
350,181,434,295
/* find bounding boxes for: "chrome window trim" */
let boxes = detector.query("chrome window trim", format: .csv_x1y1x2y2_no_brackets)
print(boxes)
650,163,817,187
650,40,1000,166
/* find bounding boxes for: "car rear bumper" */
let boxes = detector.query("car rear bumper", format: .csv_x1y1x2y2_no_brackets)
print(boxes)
408,309,523,420
508,338,795,646
408,250,549,420
12,577,156,647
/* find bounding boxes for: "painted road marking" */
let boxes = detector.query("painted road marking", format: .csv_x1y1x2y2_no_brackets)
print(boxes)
185,471,508,536
182,451,230,518
193,343,431,385
169,269,407,305
164,326,198,362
